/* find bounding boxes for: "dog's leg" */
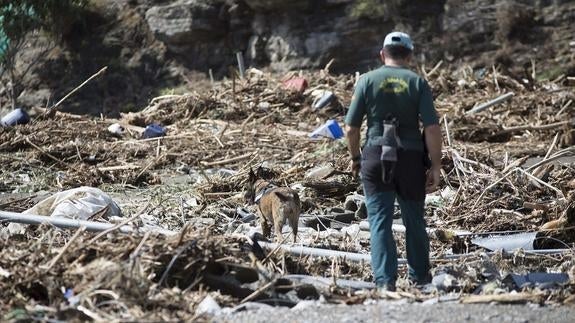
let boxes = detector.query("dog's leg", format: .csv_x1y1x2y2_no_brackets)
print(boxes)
272,209,286,243
288,213,298,243
261,219,271,239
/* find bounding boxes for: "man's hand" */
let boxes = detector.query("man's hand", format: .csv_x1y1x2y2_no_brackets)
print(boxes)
424,124,442,193
350,159,361,178
425,167,441,193
345,125,362,178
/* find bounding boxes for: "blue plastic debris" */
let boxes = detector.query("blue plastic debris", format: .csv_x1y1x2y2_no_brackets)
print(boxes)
64,288,74,299
142,123,166,139
64,288,80,306
1,108,30,127
313,91,335,110
309,119,344,139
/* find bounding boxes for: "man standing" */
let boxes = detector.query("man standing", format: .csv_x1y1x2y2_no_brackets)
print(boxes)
344,32,442,291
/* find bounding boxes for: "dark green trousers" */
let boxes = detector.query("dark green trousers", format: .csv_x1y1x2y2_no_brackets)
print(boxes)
361,146,431,286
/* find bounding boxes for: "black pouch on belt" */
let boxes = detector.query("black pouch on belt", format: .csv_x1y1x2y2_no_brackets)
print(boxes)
378,118,401,184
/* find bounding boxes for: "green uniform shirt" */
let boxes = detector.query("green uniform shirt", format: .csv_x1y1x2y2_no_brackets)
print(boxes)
345,66,439,151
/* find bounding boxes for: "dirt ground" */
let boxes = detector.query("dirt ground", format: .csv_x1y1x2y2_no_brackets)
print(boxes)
215,301,575,323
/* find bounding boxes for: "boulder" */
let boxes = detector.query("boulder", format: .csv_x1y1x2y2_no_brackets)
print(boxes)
145,0,225,45
17,88,52,109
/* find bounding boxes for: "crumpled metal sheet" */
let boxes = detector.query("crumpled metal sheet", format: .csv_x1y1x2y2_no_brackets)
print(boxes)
471,232,538,251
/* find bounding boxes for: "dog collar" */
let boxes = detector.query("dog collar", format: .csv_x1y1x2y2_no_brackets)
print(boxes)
254,184,274,203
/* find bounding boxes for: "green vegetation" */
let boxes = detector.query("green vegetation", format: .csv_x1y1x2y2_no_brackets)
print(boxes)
0,0,88,108
158,85,189,97
536,65,564,82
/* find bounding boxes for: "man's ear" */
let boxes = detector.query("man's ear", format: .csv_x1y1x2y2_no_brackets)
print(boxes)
379,49,385,64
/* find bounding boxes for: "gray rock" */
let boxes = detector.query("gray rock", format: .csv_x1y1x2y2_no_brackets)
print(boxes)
304,32,340,56
344,194,365,213
145,0,225,45
355,202,367,220
17,88,51,109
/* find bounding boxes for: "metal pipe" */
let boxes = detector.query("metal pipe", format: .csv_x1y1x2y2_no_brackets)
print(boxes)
359,220,471,236
258,241,571,264
258,241,385,264
466,92,514,115
0,210,176,236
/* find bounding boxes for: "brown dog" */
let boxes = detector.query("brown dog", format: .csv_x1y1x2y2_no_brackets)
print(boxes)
245,168,300,242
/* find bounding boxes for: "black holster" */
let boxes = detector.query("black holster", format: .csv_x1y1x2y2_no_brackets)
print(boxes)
376,118,401,184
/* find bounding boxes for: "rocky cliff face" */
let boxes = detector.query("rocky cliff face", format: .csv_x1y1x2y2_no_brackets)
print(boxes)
7,0,574,115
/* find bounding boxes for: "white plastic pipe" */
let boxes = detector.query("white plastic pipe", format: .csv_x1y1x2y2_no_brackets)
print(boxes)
0,210,176,236
257,241,570,264
258,241,398,264
236,52,245,79
466,92,514,114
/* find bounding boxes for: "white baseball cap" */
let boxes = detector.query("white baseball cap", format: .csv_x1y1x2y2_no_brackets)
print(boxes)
383,31,414,51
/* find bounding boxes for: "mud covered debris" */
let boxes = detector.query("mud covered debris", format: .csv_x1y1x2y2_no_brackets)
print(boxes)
1,66,575,320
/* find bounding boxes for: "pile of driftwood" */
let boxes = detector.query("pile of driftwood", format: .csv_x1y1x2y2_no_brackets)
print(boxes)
1,65,575,320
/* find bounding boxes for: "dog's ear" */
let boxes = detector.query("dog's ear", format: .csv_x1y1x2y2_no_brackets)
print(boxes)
248,167,257,183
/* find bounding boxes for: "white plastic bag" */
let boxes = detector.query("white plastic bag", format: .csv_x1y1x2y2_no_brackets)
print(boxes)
24,186,121,220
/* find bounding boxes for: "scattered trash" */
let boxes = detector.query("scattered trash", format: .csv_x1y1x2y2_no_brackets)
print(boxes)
301,211,355,230
461,293,540,304
425,186,456,207
340,223,361,237
344,194,367,219
465,92,514,114
507,272,569,289
64,288,80,306
0,266,10,278
432,272,459,292
283,77,308,93
0,210,176,235
305,165,335,180
457,79,468,87
1,63,575,319
257,101,271,110
309,119,343,139
107,123,125,135
1,108,30,127
283,274,375,291
236,207,256,223
23,186,121,220
142,123,166,139
471,232,538,251
312,90,335,110
196,295,222,316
